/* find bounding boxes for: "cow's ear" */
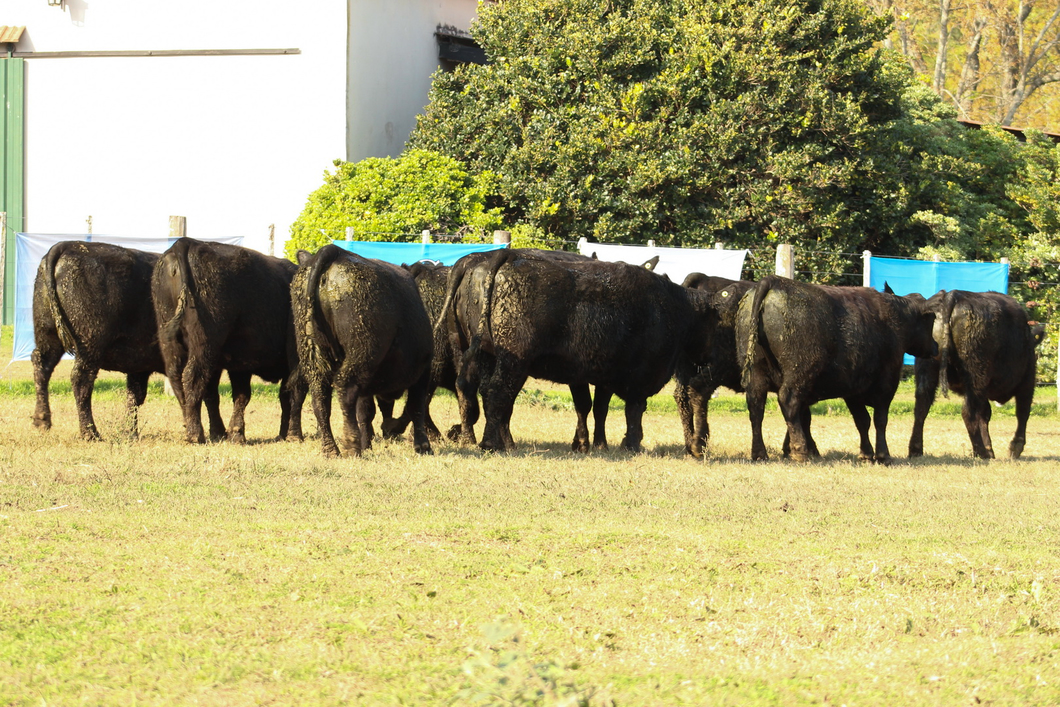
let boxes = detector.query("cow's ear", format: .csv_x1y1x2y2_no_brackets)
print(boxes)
296,249,313,266
641,255,660,271
883,282,895,295
1031,322,1046,346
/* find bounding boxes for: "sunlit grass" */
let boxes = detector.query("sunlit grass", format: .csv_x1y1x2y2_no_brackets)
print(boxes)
2,326,1060,705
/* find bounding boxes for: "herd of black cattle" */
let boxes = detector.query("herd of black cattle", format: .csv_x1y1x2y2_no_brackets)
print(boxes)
30,238,1046,463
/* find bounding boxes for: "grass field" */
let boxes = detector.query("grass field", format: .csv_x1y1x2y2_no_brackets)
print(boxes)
2,327,1060,705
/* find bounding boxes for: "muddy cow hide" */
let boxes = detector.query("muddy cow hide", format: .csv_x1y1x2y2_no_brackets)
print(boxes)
293,245,434,458
31,241,219,440
152,237,305,444
439,248,716,453
737,276,936,464
673,274,756,459
908,290,1045,459
375,261,457,442
441,249,655,453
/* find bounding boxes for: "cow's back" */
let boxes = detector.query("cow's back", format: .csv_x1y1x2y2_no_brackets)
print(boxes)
34,241,162,373
490,255,693,398
945,291,1038,399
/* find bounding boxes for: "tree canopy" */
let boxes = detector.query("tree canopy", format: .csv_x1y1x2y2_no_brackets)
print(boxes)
412,0,952,264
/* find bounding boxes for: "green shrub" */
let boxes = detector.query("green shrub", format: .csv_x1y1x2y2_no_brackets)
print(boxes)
284,149,504,260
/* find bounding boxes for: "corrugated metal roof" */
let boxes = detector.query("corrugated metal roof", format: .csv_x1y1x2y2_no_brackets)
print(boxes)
0,26,26,44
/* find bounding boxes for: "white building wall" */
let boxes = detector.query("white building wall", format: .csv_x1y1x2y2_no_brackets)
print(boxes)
348,0,480,161
7,0,347,253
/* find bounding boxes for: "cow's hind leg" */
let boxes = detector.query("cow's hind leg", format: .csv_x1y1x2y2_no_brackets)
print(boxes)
70,358,102,441
227,371,253,444
962,394,994,459
479,357,523,453
180,356,214,444
619,397,648,453
307,374,338,457
871,403,893,465
124,372,151,440
847,400,875,462
746,378,770,462
205,370,226,442
404,370,434,455
592,386,612,450
379,397,410,440
908,357,939,457
1010,380,1034,459
32,340,64,432
356,395,376,452
777,386,812,462
782,405,819,459
570,384,592,452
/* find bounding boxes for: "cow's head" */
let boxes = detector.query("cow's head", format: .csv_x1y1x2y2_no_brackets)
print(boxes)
901,293,938,359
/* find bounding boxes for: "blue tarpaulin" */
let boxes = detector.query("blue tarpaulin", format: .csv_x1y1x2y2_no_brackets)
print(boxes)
866,255,1010,363
867,256,1009,297
332,240,507,266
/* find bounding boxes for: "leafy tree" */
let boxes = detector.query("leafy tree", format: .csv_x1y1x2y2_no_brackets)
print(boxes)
868,0,1060,128
284,149,503,260
411,0,976,280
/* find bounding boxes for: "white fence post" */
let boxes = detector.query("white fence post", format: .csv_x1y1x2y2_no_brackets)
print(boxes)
862,250,872,287
422,230,432,244
493,230,511,245
345,227,355,241
775,243,794,278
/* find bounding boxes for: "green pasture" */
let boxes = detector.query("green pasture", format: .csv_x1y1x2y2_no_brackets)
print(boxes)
1,327,1059,706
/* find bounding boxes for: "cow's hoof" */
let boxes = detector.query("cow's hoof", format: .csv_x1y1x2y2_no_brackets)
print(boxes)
380,419,406,440
415,442,433,455
33,416,52,431
285,432,304,443
1009,441,1025,459
571,439,590,453
908,446,923,458
322,444,341,459
228,432,247,445
81,428,102,442
874,455,892,466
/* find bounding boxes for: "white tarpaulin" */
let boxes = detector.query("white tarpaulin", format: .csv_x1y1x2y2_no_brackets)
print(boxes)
11,234,243,362
576,239,748,284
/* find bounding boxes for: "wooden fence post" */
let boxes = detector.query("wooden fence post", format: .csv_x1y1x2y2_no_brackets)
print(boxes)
493,230,511,245
169,215,186,239
775,243,794,278
268,224,275,256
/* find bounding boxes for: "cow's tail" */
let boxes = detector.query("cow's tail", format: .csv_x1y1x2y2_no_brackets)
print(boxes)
301,244,345,380
157,238,198,359
476,248,515,355
937,290,959,398
42,242,80,357
741,276,773,390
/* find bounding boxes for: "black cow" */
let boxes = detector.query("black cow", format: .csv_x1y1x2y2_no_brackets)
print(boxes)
376,261,457,442
673,274,755,458
292,245,434,458
440,248,716,453
908,290,1045,459
31,241,224,440
737,276,936,464
152,238,305,444
442,249,662,452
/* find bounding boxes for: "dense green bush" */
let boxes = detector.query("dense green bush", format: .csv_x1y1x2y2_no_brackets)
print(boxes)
284,149,504,260
412,0,949,276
